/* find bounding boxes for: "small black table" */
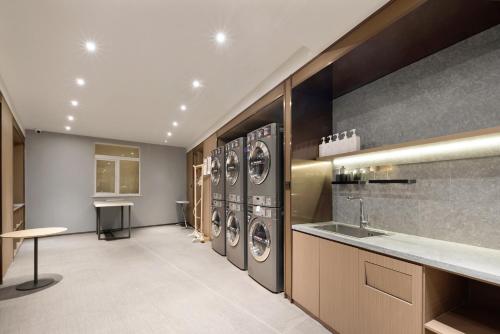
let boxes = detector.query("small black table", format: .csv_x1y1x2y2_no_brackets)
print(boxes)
94,201,133,240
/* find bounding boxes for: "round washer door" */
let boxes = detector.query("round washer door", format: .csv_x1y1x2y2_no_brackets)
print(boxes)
225,151,239,186
211,208,222,238
248,141,270,185
226,212,240,247
249,218,271,262
211,157,221,186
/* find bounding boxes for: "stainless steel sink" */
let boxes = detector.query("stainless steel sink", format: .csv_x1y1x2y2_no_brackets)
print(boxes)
314,224,386,238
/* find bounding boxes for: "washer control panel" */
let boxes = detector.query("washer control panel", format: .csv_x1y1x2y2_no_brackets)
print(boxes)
251,195,272,207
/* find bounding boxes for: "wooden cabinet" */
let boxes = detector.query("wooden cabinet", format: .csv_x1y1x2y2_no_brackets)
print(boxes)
358,250,423,334
292,231,320,316
319,239,358,334
292,232,423,334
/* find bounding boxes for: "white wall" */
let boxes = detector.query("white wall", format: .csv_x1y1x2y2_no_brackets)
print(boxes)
26,130,186,233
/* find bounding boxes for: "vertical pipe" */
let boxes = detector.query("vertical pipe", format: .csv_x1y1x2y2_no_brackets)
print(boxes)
34,237,38,284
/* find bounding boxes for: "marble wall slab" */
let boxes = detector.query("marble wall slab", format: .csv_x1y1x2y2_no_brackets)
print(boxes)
331,25,500,249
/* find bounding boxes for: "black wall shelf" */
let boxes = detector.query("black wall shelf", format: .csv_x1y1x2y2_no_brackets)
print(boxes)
332,179,416,185
332,181,367,185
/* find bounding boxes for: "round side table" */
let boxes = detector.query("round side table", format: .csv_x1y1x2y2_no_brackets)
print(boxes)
1,227,67,290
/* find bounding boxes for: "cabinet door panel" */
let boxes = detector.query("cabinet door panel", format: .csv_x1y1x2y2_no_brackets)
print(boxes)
319,239,359,334
292,232,320,316
359,250,423,334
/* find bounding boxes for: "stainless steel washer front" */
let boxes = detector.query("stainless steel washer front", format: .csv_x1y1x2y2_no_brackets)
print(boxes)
226,211,240,247
211,200,226,256
225,150,239,186
211,157,221,186
225,202,247,270
248,141,270,185
247,205,283,293
211,208,222,238
210,146,225,201
249,217,271,262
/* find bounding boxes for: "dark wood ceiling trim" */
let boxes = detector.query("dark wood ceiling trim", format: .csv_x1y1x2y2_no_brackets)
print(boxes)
292,0,427,88
216,83,285,138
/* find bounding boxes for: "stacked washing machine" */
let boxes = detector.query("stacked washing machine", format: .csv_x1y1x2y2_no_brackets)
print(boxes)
224,137,247,270
246,123,283,293
210,146,226,256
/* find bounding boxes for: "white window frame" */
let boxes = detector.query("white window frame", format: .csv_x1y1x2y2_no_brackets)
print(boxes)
93,143,141,197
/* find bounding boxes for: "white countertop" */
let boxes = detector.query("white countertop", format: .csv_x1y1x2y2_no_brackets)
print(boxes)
93,200,134,208
293,222,500,286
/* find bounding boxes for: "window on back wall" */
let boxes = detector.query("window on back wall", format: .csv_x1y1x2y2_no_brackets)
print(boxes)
94,143,140,196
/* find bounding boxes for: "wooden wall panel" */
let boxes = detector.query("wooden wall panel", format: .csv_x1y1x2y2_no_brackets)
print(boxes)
1,97,14,279
13,143,24,204
202,134,217,239
186,150,194,227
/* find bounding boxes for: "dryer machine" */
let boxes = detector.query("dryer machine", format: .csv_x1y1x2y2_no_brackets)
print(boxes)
210,146,225,201
247,123,282,208
225,137,247,204
225,137,248,269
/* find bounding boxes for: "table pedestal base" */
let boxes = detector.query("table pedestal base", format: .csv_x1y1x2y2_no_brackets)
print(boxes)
16,278,54,291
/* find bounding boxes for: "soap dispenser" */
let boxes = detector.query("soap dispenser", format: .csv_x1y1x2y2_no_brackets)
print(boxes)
338,131,348,154
319,137,326,157
326,134,334,155
348,129,361,153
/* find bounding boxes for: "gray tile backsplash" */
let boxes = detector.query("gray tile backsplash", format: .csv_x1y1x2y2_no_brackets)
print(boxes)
331,25,500,250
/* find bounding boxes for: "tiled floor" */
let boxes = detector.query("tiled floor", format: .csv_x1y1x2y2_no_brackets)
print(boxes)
0,225,328,334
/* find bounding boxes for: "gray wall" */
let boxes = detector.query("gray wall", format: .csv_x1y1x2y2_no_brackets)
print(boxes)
332,25,500,249
26,130,186,233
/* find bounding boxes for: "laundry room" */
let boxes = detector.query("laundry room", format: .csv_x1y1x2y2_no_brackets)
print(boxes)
2,1,500,334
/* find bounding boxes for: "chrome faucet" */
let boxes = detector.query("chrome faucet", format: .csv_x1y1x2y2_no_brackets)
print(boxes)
347,196,368,229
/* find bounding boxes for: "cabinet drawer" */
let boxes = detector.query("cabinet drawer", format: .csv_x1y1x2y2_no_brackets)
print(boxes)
359,250,423,334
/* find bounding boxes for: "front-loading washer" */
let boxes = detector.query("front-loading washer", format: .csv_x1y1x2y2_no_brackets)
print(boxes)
247,123,282,208
225,202,247,270
211,199,226,256
247,205,283,293
225,137,247,204
210,146,225,201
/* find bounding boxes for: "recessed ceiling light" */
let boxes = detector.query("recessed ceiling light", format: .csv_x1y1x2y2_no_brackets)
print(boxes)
65,126,71,131
180,104,187,111
215,32,227,44
167,132,172,137
172,121,178,127
164,139,168,143
76,78,86,86
192,80,201,88
70,100,79,107
67,115,75,121
85,40,97,53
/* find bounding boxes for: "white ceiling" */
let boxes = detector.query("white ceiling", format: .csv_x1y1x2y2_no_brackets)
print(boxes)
0,0,388,149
